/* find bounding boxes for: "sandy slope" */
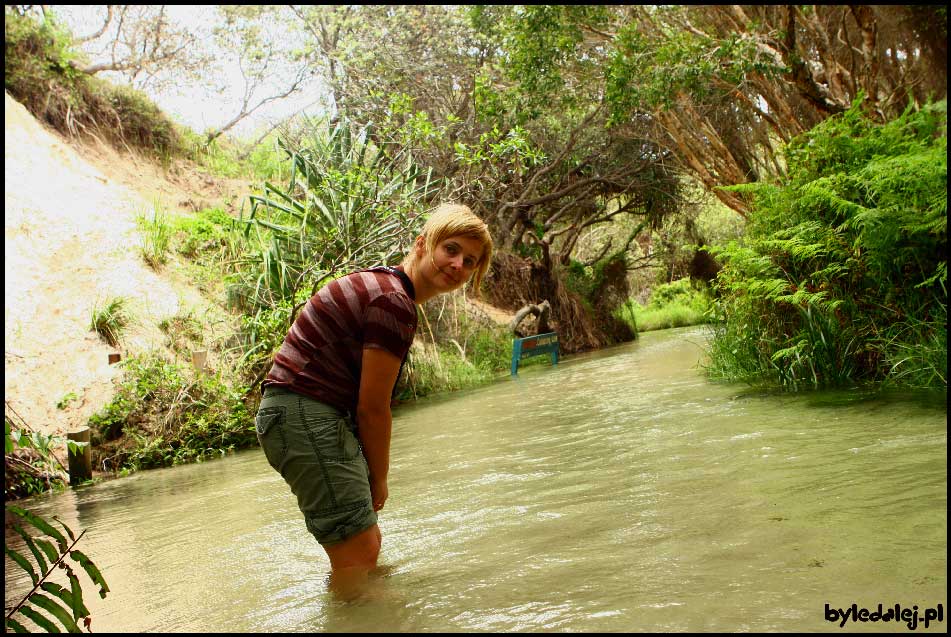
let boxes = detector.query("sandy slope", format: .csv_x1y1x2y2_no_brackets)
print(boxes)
4,92,237,439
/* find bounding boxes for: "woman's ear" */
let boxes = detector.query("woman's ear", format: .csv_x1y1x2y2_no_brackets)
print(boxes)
414,235,426,256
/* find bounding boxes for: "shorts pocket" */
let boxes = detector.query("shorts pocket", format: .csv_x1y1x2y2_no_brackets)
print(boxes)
255,406,287,468
302,406,361,462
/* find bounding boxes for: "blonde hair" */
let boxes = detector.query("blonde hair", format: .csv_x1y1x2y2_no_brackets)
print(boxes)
404,203,494,295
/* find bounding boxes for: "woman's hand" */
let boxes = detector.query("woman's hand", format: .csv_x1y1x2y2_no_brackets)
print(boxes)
371,478,388,511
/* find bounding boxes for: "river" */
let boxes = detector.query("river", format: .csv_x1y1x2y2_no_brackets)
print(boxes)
4,327,947,632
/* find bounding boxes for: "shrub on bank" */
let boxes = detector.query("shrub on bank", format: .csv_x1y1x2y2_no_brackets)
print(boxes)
706,98,946,391
88,352,255,474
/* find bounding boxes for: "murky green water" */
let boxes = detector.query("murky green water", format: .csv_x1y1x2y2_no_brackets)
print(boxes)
5,327,947,632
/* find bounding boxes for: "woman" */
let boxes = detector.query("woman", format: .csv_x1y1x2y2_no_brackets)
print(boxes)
255,203,493,595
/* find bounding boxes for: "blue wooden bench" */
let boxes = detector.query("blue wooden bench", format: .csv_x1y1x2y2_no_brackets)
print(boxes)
511,332,559,376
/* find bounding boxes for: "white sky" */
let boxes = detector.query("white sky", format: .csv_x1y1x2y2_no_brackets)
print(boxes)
47,5,330,140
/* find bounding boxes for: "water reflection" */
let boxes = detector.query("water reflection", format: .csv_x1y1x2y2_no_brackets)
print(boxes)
5,327,947,632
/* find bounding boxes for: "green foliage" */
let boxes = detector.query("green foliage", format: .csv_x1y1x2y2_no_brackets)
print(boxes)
398,323,515,400
4,416,88,500
4,10,82,95
4,506,109,633
158,311,204,356
707,98,947,390
243,136,294,183
617,278,714,333
87,352,256,474
475,5,609,117
55,393,79,411
89,297,132,348
169,207,237,259
605,12,784,122
236,116,437,307
394,294,519,400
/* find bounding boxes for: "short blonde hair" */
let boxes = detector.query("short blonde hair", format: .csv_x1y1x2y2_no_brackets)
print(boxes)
407,203,494,295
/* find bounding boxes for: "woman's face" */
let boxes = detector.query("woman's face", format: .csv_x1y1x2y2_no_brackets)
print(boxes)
419,234,484,293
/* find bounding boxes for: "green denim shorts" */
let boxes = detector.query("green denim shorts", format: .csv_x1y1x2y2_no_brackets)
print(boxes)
256,386,377,546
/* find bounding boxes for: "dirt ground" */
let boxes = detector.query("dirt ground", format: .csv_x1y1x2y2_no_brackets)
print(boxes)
4,91,246,440
4,91,516,442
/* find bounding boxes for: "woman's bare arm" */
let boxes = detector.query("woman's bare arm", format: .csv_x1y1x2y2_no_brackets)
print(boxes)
356,347,403,510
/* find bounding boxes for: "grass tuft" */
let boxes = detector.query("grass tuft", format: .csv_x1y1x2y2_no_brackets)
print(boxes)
90,296,132,347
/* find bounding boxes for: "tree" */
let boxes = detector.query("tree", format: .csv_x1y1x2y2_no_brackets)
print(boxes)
288,5,689,350
539,5,947,216
47,4,213,90
43,5,321,141
204,5,316,143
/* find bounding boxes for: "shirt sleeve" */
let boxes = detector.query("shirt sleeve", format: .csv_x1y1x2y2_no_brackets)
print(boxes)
363,291,416,360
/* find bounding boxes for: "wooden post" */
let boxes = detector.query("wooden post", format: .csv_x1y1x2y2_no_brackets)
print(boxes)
67,427,92,486
191,350,208,375
108,353,121,364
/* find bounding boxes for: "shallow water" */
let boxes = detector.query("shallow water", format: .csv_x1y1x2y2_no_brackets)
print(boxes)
5,327,947,632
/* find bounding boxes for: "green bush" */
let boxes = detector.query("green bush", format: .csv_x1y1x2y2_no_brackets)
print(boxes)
707,98,946,391
170,207,237,258
88,352,255,473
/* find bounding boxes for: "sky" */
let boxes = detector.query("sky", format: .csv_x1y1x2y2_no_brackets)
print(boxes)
47,5,330,140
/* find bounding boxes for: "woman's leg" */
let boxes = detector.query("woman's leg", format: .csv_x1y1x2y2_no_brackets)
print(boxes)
323,523,382,599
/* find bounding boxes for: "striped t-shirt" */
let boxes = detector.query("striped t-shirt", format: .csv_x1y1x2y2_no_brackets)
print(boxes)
263,268,418,413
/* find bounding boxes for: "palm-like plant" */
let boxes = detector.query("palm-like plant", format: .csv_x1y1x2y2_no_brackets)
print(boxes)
228,116,441,371
236,117,440,310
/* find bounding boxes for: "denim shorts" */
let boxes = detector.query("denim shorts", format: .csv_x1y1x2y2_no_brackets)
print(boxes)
256,386,377,546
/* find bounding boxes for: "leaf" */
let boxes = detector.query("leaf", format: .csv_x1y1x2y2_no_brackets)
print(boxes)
53,516,76,542
70,550,110,598
17,606,59,633
69,571,89,619
5,545,38,586
4,418,13,454
34,537,60,566
14,524,49,576
6,506,69,552
28,593,82,633
42,580,89,620
5,617,30,633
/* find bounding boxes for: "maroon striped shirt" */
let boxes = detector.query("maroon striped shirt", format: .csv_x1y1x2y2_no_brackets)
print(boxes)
263,269,417,412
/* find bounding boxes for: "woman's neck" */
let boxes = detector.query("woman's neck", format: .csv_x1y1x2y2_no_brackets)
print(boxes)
403,258,438,305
